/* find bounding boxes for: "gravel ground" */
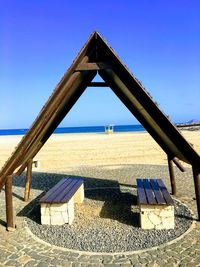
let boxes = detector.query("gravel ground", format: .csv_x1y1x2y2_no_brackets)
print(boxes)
0,164,199,266
26,186,193,253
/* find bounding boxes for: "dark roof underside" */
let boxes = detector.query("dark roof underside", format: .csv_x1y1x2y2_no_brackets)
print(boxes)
0,31,200,189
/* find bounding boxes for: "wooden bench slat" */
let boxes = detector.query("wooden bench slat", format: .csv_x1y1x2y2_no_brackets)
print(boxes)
136,179,148,204
157,179,174,205
40,178,83,203
53,179,83,203
39,178,68,203
142,179,157,204
45,178,75,203
150,179,166,204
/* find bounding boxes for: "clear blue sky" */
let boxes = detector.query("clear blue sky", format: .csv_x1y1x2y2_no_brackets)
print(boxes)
1,0,200,129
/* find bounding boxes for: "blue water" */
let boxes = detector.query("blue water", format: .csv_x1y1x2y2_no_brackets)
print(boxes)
0,124,145,136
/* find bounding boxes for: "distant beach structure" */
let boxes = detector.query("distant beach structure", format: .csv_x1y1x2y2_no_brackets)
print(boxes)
105,124,114,134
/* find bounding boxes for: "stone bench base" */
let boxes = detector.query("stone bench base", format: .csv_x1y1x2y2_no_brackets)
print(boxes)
41,184,84,226
140,204,174,230
41,198,74,225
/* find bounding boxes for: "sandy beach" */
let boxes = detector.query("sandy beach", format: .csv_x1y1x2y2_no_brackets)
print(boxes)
0,129,199,171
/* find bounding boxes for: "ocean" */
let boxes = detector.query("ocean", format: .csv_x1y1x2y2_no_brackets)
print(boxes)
0,124,145,136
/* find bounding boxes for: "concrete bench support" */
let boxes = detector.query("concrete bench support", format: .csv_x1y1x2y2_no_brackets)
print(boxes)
41,198,74,225
140,204,174,229
40,178,84,226
137,178,174,230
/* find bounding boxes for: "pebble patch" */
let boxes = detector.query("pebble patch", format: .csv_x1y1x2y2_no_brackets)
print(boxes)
26,187,193,253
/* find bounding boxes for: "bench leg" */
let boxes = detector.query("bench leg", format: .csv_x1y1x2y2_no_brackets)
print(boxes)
140,204,174,230
41,198,75,225
74,184,84,204
67,197,74,225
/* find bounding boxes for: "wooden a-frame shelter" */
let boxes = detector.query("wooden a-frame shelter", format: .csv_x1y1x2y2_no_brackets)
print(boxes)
0,32,200,230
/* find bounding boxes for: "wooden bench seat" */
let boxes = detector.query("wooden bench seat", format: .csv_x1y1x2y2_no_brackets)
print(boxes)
136,178,174,229
40,178,84,225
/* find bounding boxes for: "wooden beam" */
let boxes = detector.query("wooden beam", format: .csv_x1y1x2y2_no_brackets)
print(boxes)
24,159,33,202
15,162,28,177
88,82,108,87
5,175,15,231
75,62,112,71
167,155,177,195
172,157,185,172
192,166,200,220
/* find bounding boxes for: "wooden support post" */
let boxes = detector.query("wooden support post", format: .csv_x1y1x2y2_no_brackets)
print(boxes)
168,156,177,196
5,175,15,231
192,166,200,221
24,159,33,202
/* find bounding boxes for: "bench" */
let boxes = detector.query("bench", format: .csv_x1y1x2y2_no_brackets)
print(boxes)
136,178,174,230
40,178,84,225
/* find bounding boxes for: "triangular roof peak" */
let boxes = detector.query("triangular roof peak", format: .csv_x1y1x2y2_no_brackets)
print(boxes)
0,32,200,189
